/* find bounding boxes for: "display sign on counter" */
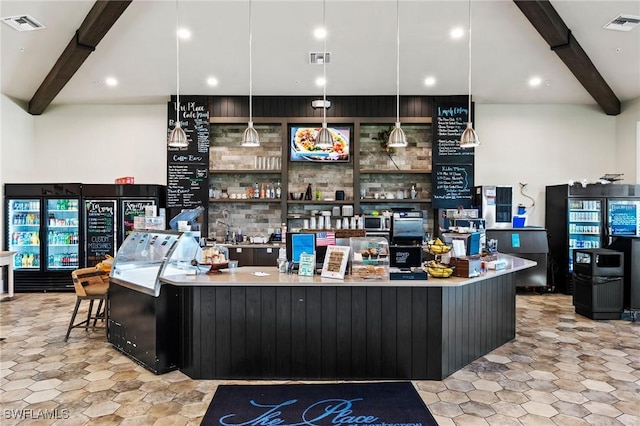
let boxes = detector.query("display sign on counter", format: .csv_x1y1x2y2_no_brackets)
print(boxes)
432,164,474,208
85,199,116,267
608,200,640,236
432,102,475,164
166,96,210,210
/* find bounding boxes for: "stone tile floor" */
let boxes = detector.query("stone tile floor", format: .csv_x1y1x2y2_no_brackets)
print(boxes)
1,291,639,425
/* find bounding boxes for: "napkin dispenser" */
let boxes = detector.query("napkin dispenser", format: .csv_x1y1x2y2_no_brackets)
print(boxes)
452,256,482,278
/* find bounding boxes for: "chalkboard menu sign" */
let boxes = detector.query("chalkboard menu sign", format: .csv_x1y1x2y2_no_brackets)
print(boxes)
85,199,116,267
166,96,210,210
432,164,474,209
432,101,475,209
432,102,475,164
123,200,156,239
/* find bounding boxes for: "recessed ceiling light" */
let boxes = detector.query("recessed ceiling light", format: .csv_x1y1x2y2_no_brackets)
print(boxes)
315,76,326,87
177,28,191,40
529,77,542,87
314,27,327,39
207,77,219,87
105,77,118,87
450,27,464,39
424,76,436,86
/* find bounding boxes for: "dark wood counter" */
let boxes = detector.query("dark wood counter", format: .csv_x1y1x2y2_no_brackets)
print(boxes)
153,255,535,380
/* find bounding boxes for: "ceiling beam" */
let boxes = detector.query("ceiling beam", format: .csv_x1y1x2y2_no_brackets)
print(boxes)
28,0,133,115
513,0,620,116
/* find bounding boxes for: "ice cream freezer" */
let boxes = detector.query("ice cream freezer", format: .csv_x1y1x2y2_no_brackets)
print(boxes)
485,227,549,290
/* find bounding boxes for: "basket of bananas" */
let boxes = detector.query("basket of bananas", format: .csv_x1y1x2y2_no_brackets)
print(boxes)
423,259,455,278
426,238,452,255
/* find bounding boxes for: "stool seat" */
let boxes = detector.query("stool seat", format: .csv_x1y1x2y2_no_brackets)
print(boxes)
64,267,109,342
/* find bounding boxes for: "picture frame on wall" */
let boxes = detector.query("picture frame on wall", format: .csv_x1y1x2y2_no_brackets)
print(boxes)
321,245,351,279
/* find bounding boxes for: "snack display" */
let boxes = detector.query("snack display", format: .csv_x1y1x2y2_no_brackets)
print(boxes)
202,246,227,264
350,237,389,279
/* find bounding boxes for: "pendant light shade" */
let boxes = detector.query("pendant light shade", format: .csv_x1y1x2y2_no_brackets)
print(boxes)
460,0,480,149
241,122,260,147
168,0,188,148
387,122,408,148
241,0,260,147
315,0,334,150
388,0,407,148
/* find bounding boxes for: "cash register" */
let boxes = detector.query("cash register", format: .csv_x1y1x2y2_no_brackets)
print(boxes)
389,211,426,279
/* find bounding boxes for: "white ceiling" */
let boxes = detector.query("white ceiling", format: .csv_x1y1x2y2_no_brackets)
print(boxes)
1,0,639,112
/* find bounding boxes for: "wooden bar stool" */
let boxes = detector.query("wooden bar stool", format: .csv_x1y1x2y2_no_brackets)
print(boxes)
64,267,109,342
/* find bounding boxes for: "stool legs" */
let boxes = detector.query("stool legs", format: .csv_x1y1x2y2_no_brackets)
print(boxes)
65,297,82,342
65,296,107,342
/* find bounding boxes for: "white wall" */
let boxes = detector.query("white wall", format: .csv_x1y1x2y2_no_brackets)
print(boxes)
1,94,36,246
615,97,640,184
475,104,617,227
33,104,168,184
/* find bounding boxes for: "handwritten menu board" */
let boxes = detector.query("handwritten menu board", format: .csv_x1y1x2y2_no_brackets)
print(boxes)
123,200,156,239
85,200,116,267
432,101,475,208
432,164,474,208
166,96,210,210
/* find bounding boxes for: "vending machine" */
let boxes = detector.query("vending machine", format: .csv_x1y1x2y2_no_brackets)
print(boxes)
545,183,640,295
4,183,82,292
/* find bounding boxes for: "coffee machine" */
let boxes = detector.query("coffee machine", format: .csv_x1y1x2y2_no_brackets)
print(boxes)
389,211,425,276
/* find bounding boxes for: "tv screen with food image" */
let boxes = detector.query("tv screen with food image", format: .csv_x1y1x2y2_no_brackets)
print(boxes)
290,126,350,162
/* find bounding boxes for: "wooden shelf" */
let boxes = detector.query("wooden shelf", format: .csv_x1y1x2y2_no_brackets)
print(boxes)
359,198,432,203
209,198,282,203
287,200,355,205
210,169,282,174
359,169,431,174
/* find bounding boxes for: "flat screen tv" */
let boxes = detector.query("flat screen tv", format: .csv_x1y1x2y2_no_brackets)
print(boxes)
290,126,350,162
607,199,640,237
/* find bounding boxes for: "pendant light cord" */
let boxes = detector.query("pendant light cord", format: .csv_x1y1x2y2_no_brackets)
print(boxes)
396,0,400,124
467,0,472,124
175,0,180,126
322,0,327,126
249,0,253,124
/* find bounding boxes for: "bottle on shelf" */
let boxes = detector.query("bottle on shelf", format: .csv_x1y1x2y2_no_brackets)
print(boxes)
254,182,260,199
275,182,282,199
260,183,266,199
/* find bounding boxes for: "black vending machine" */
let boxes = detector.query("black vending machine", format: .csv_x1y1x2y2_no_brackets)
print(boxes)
81,184,167,267
545,183,640,294
4,183,83,292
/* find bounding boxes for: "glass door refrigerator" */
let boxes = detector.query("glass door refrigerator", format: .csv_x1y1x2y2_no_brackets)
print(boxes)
545,183,640,295
4,183,82,292
81,184,166,267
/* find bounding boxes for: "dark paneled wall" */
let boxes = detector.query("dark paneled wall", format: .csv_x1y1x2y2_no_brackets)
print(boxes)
210,95,468,119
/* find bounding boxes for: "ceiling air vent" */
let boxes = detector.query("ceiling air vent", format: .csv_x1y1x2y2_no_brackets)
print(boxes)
309,52,331,65
603,14,640,31
2,15,45,31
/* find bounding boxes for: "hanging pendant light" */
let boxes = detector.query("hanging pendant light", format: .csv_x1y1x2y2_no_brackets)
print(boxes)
387,0,407,149
168,0,188,148
460,0,480,148
315,0,334,150
241,0,260,147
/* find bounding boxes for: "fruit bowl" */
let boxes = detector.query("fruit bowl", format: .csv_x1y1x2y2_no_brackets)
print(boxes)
423,260,454,278
426,242,452,255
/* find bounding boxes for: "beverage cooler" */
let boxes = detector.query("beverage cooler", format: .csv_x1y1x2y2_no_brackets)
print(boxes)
4,183,82,292
545,183,640,295
81,184,166,267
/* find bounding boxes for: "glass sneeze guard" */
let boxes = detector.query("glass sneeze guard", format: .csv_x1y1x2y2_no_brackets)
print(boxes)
110,230,204,296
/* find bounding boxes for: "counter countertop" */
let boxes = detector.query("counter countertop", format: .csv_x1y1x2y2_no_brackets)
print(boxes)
160,254,536,288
